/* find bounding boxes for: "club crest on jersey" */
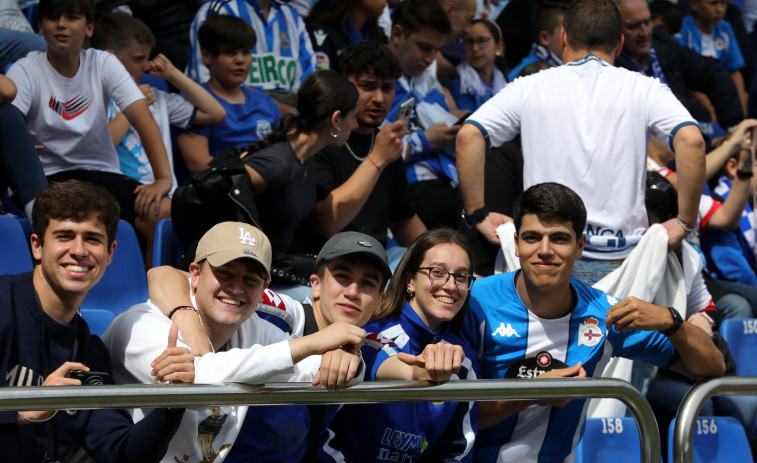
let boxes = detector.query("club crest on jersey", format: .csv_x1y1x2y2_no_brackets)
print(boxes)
578,317,604,347
280,31,290,50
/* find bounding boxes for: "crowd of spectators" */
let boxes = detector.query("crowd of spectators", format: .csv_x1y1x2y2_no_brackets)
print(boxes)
2,0,757,461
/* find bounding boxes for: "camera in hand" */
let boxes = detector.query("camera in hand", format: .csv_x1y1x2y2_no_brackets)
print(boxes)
66,370,109,386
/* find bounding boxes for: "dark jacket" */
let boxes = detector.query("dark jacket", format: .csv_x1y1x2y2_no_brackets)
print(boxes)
0,272,183,462
615,27,744,129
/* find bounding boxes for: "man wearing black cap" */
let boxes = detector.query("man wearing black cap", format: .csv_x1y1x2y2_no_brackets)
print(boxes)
103,222,367,463
145,229,463,461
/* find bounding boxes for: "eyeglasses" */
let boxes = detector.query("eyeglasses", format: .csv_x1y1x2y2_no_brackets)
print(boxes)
463,37,492,49
417,267,475,290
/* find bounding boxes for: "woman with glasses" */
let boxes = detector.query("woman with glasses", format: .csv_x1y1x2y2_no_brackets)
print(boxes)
448,18,507,113
319,229,478,462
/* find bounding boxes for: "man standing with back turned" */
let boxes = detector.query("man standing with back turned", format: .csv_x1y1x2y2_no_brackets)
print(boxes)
456,0,706,282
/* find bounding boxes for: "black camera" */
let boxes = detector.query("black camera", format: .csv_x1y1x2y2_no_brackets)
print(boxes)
66,370,109,386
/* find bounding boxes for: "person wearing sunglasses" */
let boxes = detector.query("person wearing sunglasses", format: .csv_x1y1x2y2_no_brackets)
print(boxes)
319,228,478,462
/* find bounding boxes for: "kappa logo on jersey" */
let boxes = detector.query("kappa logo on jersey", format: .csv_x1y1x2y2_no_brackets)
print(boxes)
491,322,520,338
238,227,256,247
48,94,91,120
578,317,604,347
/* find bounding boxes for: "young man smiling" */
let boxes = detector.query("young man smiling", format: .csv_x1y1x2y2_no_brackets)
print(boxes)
147,230,463,461
0,180,186,462
460,182,725,463
104,223,366,463
309,41,425,255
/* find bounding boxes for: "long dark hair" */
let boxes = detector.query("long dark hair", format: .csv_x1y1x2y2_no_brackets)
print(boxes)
246,70,358,152
377,229,474,322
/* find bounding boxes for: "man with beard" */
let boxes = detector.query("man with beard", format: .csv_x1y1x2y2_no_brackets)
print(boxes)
308,41,427,255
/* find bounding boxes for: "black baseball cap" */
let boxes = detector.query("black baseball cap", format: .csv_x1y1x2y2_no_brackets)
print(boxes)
316,232,392,283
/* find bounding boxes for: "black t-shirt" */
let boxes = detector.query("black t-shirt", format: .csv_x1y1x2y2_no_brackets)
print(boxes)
244,141,316,254
313,130,416,248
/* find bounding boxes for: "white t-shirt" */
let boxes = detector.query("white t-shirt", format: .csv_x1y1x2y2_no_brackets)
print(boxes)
7,49,144,176
468,54,697,260
101,288,322,463
108,88,195,195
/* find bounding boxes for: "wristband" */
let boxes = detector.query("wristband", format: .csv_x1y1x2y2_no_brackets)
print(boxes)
168,305,199,320
676,216,695,235
661,306,683,336
736,169,754,180
365,155,381,171
462,206,490,228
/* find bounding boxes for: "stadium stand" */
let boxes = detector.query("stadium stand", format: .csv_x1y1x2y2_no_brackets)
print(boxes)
574,417,641,463
80,308,116,337
0,215,32,275
80,220,147,316
668,416,753,463
152,218,184,268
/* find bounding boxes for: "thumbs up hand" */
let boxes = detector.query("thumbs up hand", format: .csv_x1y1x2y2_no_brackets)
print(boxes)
151,324,195,384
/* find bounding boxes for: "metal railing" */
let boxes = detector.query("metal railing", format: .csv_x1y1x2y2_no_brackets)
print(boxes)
1,378,660,462
673,376,757,463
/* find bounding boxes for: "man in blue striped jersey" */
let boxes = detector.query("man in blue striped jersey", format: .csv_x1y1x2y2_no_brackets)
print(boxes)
461,182,725,463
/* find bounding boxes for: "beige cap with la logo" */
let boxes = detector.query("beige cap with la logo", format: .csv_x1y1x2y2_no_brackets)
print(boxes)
194,222,272,280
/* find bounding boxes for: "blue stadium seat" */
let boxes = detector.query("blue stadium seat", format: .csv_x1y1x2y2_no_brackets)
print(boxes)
153,218,184,268
80,309,115,337
574,417,641,463
667,416,753,463
719,318,757,439
0,215,33,275
720,319,757,376
81,220,147,315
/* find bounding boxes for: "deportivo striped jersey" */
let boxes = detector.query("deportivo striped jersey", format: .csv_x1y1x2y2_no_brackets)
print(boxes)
461,272,677,463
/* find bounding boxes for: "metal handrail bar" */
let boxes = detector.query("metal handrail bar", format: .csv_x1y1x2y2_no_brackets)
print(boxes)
673,376,757,463
0,378,660,462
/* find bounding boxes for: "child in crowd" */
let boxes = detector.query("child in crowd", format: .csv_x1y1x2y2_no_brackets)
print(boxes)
91,12,226,196
676,0,749,114
506,1,566,82
177,14,281,174
448,18,506,112
6,0,171,256
186,0,316,109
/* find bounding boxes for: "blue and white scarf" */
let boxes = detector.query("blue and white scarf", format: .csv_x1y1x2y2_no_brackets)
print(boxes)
530,43,563,68
619,45,668,85
455,61,507,108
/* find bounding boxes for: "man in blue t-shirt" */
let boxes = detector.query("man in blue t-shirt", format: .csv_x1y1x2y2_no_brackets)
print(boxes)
460,182,726,463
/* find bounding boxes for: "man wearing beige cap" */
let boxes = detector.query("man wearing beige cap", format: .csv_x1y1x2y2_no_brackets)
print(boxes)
147,230,464,461
102,222,366,463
